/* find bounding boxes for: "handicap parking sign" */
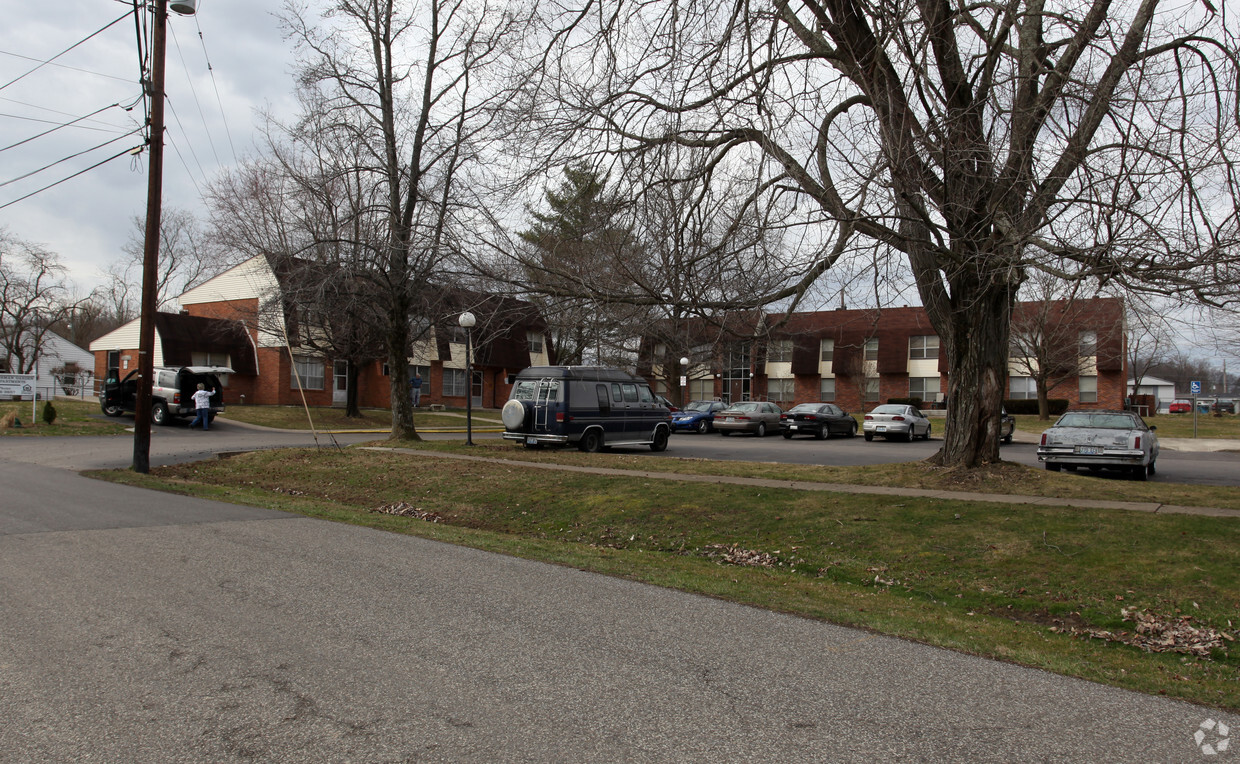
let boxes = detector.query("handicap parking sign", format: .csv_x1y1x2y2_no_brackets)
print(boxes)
1191,380,1202,395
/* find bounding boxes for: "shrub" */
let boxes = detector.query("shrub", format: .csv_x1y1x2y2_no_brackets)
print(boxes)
41,400,57,425
886,397,925,408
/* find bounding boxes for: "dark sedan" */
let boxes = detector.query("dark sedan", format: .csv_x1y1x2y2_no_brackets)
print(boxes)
779,403,858,439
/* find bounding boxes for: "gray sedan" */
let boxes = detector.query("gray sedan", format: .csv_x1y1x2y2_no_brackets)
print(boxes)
714,401,783,437
863,404,932,441
1037,410,1159,480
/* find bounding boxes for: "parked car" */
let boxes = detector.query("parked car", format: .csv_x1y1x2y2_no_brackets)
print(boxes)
779,403,858,439
1037,409,1158,480
713,401,783,436
1168,399,1191,414
671,400,727,433
501,366,671,452
863,403,932,441
100,365,231,425
1000,407,1015,444
1213,399,1236,414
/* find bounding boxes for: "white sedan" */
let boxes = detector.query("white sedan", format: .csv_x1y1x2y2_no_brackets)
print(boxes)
1037,410,1159,480
863,404,932,442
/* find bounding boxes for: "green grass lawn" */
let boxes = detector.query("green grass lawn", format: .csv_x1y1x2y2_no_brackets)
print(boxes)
219,404,501,431
93,442,1240,711
0,399,129,437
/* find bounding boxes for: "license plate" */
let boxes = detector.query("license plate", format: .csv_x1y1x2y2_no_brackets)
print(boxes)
526,437,538,445
1074,445,1102,455
876,426,886,432
724,416,734,422
789,424,799,430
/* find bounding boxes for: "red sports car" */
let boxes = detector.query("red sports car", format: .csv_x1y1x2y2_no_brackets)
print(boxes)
1168,400,1191,414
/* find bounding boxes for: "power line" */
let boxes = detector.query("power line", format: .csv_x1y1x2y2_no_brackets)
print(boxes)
0,49,134,84
0,143,143,211
0,10,134,92
194,15,239,164
168,23,221,167
0,104,136,149
0,125,144,188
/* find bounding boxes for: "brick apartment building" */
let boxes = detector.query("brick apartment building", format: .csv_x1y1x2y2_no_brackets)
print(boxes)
641,298,1126,412
89,255,554,410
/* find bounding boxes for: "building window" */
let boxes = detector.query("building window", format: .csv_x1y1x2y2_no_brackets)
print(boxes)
528,331,543,354
768,378,795,404
1009,376,1037,400
864,378,880,402
1079,375,1098,403
192,351,231,367
443,368,467,397
820,339,834,363
767,339,792,363
909,335,939,360
820,377,835,402
864,338,879,361
293,356,325,390
688,379,714,400
1079,331,1098,357
909,377,938,401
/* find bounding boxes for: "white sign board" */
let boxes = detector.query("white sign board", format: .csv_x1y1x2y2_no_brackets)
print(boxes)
0,374,36,399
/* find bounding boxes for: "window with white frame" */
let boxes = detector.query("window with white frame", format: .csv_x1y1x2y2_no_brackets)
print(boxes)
1079,375,1098,403
909,335,939,359
293,356,325,390
1009,376,1037,399
819,377,835,401
820,338,834,363
909,377,938,401
864,338,879,361
442,368,467,397
767,339,792,363
527,331,543,354
768,378,795,404
864,377,880,402
1079,330,1098,357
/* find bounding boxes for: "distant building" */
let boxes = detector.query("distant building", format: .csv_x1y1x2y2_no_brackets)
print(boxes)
89,255,553,409
1128,375,1177,413
640,299,1126,411
1,330,95,398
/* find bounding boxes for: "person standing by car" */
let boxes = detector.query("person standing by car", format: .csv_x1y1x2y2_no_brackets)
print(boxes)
410,372,423,407
189,383,214,430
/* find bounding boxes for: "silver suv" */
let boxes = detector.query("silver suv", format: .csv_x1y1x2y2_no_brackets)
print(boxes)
101,365,232,425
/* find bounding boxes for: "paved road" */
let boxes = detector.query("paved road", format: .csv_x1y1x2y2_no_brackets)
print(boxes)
1,426,1236,762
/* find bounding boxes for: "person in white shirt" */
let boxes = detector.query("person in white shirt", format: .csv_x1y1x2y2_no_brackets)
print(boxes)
189,383,214,431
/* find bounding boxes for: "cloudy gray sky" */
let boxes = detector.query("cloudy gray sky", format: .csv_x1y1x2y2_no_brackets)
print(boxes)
1,0,297,293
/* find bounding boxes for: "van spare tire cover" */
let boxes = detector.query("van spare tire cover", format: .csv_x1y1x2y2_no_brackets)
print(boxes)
502,399,527,431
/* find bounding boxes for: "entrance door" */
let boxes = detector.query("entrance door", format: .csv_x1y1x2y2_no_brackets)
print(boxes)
471,370,483,408
333,360,348,406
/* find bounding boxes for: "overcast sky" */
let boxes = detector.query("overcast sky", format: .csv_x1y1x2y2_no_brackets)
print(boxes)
1,0,297,294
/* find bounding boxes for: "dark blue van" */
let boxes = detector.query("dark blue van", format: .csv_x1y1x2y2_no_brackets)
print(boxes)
501,366,672,452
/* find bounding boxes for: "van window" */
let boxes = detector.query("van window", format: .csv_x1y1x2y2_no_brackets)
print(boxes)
621,383,639,403
512,380,539,400
511,378,561,401
611,383,624,402
596,384,611,414
638,385,655,403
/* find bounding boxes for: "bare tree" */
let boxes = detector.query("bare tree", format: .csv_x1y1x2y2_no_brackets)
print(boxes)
1125,296,1177,400
524,0,1240,467
116,208,227,311
268,0,530,439
0,229,72,374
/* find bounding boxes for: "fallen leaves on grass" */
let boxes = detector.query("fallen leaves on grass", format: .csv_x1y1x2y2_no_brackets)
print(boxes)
1052,608,1235,658
702,544,804,570
369,501,444,523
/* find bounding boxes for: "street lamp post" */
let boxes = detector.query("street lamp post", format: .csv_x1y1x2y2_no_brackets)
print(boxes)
458,312,476,446
133,0,197,474
679,356,689,407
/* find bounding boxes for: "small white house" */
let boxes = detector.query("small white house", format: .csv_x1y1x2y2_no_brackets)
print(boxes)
0,330,95,399
1127,375,1177,413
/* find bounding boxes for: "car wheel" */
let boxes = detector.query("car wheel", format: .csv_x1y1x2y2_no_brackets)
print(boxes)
1002,434,1013,444
864,432,874,442
720,430,731,436
1147,460,1156,476
848,423,857,438
782,431,793,439
151,402,169,426
1045,462,1061,472
696,419,709,434
578,429,603,453
649,428,669,452
1131,465,1148,481
101,402,123,417
922,424,932,441
814,426,827,440
755,422,766,437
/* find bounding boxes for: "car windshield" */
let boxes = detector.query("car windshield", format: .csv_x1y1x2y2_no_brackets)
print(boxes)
870,405,907,415
789,404,822,413
1055,412,1140,429
727,402,760,412
684,401,715,412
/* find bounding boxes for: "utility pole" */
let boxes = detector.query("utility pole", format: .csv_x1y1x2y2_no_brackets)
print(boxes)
133,0,195,473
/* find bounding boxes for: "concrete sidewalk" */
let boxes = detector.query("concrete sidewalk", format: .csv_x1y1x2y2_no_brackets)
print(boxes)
367,446,1240,519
